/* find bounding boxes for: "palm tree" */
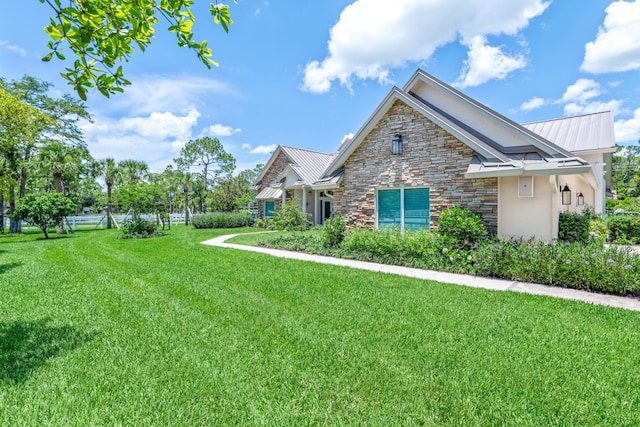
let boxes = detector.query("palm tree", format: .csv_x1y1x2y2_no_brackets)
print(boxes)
176,170,195,225
36,141,90,233
98,158,118,229
37,141,87,195
117,159,148,186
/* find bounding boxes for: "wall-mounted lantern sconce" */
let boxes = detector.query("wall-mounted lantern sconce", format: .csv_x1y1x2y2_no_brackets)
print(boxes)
561,184,571,205
392,134,403,155
576,192,584,206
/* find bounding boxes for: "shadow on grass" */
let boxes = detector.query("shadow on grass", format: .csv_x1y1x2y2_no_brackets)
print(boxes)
0,262,22,274
0,318,93,384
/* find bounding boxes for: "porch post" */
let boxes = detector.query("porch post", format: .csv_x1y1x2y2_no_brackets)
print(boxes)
314,191,319,225
282,189,286,206
302,188,307,211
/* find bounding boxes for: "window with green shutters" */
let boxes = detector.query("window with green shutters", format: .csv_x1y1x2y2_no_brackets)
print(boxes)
404,188,430,231
264,201,275,218
377,187,430,231
378,189,401,228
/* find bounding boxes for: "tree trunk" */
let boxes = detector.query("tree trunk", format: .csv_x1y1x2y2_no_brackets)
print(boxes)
184,189,190,226
0,192,4,234
8,184,21,233
106,184,113,229
54,171,64,234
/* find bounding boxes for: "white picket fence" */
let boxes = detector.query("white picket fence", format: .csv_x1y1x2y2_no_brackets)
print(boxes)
2,213,192,232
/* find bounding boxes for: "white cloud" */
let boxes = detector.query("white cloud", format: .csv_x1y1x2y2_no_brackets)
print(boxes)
581,0,640,73
563,99,624,117
82,108,202,172
614,107,640,143
520,96,546,111
554,78,624,118
103,75,236,115
302,0,549,93
455,36,526,88
559,79,601,104
205,124,241,137
245,144,277,155
0,40,26,56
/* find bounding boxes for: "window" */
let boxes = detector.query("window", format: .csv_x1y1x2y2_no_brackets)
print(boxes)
264,201,275,218
377,187,430,231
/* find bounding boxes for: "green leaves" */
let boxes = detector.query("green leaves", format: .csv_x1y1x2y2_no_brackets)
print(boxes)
39,0,236,99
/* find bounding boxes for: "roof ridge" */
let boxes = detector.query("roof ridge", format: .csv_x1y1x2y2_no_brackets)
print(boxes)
522,111,611,126
281,145,333,156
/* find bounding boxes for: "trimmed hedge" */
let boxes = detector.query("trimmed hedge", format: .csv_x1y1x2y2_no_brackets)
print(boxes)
192,211,255,229
257,228,640,297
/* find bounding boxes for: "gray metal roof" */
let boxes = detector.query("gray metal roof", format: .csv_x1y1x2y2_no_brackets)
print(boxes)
256,185,283,200
279,146,335,185
522,111,615,153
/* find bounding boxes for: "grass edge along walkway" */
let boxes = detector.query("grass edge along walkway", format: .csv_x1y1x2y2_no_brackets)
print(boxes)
202,233,640,312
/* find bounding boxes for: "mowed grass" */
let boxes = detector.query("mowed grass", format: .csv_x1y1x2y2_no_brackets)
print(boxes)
1,227,640,425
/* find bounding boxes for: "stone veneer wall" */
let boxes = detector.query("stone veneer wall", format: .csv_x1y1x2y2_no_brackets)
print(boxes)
335,100,498,232
256,151,290,218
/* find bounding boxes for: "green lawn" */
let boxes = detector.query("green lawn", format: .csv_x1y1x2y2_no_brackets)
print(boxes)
2,227,640,425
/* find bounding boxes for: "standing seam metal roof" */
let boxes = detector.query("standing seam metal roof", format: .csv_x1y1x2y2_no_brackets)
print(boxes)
279,146,336,185
522,111,615,153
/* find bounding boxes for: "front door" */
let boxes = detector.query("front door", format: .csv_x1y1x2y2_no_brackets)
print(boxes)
320,199,332,224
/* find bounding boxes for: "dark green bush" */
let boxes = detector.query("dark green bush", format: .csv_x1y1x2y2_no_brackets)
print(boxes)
270,200,310,232
256,228,640,297
119,218,162,239
606,215,640,244
191,211,255,229
322,214,346,247
558,210,592,243
437,206,489,250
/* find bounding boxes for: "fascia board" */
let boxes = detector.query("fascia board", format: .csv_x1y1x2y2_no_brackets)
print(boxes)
405,69,577,158
254,145,284,184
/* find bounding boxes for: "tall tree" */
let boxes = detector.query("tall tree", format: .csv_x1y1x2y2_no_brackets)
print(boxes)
0,89,52,232
36,141,91,194
39,0,236,99
1,76,91,231
175,137,235,190
97,158,119,229
117,159,148,185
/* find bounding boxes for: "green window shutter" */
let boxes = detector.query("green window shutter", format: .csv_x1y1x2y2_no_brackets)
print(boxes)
404,188,430,231
378,189,401,228
265,201,275,218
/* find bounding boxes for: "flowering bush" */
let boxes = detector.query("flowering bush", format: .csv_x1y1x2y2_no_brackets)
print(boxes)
257,229,640,297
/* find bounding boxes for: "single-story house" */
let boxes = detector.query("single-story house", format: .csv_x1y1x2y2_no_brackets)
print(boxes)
253,69,615,241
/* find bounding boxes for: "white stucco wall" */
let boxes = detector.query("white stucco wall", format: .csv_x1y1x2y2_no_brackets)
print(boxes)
575,152,605,214
498,169,604,241
498,175,557,241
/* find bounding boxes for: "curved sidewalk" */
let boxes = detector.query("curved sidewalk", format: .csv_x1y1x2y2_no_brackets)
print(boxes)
202,234,640,312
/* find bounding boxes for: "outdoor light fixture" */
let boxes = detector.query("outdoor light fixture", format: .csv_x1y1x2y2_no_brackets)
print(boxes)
577,192,584,206
392,134,403,155
561,184,571,205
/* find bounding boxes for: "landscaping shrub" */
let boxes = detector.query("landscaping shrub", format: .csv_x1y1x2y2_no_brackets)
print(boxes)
606,215,640,244
256,228,640,297
270,200,311,232
436,206,489,250
588,215,608,242
191,211,255,229
558,210,591,243
119,218,162,239
322,214,346,247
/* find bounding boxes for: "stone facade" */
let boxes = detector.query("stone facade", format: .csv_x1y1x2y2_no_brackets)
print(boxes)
335,100,498,232
256,151,290,218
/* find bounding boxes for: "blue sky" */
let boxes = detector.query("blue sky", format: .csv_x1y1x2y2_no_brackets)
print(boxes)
1,1,639,174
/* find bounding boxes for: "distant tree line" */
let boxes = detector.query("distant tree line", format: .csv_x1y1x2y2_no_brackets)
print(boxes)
1,75,262,233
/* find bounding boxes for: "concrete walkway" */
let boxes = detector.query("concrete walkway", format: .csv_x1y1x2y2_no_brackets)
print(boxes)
202,234,640,312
